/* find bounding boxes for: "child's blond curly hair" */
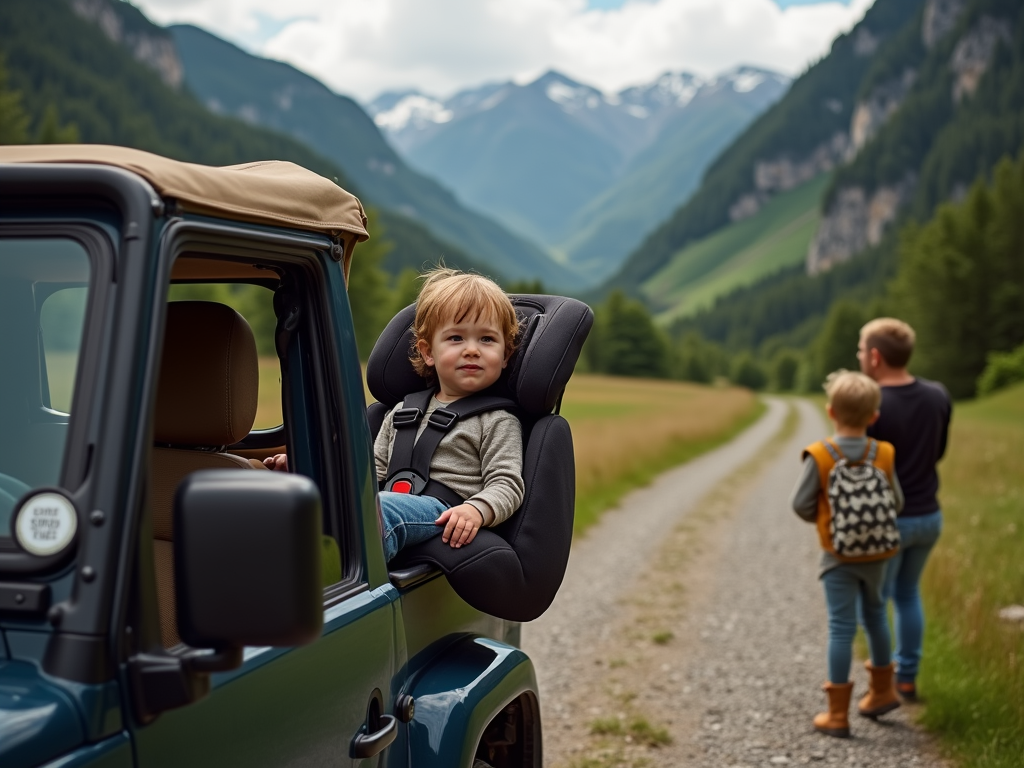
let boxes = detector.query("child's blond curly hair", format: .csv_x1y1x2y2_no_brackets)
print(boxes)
409,268,519,378
824,369,881,429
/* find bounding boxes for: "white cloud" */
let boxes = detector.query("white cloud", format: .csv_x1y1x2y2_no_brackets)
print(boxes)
133,0,875,101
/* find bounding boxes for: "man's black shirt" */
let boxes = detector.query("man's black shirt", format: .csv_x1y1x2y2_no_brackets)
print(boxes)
867,377,952,516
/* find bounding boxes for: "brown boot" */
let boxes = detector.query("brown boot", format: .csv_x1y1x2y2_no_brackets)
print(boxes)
858,661,901,718
813,682,853,737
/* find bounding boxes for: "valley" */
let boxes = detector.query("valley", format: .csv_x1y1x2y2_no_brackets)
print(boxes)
370,68,789,284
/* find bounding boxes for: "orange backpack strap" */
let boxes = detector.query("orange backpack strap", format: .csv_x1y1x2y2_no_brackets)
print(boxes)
802,441,840,554
803,441,837,491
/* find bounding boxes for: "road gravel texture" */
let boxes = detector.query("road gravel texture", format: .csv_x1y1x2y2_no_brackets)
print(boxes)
523,398,950,767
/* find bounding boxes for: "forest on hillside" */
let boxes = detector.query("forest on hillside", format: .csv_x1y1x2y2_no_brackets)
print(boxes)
580,148,1024,400
577,0,1024,401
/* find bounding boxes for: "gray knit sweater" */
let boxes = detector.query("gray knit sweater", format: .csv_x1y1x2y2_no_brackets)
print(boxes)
374,396,525,526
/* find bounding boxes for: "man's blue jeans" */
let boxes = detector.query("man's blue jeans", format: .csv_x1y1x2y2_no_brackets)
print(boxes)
884,510,943,683
380,492,449,563
822,563,892,684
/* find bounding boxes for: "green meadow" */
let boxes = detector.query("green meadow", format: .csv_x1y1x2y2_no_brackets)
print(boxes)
561,375,761,534
643,174,829,324
916,383,1024,767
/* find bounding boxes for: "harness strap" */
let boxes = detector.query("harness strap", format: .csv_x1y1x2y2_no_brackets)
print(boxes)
822,439,843,463
383,388,517,503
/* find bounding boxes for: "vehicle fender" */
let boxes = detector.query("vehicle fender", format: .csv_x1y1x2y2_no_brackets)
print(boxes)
405,635,538,768
0,660,84,768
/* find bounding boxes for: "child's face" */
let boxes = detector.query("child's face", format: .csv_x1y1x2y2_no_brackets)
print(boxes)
416,310,510,401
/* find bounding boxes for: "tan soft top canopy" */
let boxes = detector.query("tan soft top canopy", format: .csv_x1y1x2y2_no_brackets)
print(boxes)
0,144,370,243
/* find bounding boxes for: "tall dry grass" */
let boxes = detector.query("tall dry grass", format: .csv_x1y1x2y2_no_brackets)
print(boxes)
561,375,760,533
916,383,1024,767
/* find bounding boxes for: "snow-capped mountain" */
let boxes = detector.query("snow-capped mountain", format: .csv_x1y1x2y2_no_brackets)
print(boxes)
365,67,790,284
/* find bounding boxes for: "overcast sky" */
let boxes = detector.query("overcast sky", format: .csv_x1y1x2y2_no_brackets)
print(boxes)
132,0,874,102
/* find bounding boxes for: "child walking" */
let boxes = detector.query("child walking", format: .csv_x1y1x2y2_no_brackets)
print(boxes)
790,370,904,737
372,268,524,562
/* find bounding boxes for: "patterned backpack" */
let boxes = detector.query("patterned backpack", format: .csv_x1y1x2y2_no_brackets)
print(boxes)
822,439,900,560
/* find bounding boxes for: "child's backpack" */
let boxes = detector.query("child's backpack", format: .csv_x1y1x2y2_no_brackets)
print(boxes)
365,294,593,621
819,439,900,561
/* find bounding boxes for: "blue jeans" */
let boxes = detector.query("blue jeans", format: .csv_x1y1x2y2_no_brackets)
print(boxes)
884,510,943,683
822,564,892,683
380,492,449,562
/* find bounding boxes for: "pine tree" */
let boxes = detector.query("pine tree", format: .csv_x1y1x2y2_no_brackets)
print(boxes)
0,57,29,144
35,104,80,144
892,152,1024,397
348,209,396,361
591,291,670,379
812,300,869,382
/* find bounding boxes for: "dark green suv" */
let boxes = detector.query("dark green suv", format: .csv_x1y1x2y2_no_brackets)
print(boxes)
0,146,555,768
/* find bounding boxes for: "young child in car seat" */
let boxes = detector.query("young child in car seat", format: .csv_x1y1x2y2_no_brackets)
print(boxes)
790,370,903,738
265,268,524,563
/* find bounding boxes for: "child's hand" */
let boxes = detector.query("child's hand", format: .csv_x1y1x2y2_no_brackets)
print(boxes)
263,454,288,471
435,504,484,548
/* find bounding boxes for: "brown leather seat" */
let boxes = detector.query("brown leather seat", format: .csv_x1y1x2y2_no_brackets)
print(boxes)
150,301,265,647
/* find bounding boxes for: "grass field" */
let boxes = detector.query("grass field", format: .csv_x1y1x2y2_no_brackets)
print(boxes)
643,174,829,324
913,383,1024,767
561,375,761,534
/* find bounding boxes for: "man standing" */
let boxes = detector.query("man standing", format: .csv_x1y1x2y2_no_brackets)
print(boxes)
858,318,952,701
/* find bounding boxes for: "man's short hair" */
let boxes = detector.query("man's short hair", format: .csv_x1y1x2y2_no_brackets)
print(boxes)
861,317,916,368
824,369,881,429
410,267,519,378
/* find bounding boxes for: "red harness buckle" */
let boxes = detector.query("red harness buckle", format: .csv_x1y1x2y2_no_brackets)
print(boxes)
391,480,413,494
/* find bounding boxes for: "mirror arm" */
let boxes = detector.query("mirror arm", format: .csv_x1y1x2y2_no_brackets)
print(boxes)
184,646,244,674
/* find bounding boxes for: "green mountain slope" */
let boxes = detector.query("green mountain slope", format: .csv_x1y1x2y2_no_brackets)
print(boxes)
644,174,829,323
827,0,1024,217
0,0,492,279
169,25,576,288
671,0,1024,355
602,0,924,294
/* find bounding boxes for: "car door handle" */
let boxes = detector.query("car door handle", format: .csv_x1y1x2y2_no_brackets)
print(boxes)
351,714,397,758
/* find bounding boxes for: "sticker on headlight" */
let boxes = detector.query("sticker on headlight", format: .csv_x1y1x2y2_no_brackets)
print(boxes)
14,492,78,557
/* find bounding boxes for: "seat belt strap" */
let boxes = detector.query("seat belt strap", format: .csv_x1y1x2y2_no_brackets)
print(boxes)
385,389,432,490
383,390,517,499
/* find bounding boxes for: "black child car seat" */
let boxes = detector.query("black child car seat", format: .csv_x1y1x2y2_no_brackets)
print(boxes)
365,294,593,622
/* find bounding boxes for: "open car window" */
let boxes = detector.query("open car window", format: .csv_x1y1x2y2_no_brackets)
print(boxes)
147,259,356,649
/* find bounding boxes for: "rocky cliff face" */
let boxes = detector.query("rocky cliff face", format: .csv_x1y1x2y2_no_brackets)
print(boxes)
70,0,182,89
805,2,1015,276
806,177,915,274
849,69,918,155
922,0,967,48
951,16,1013,103
728,133,850,222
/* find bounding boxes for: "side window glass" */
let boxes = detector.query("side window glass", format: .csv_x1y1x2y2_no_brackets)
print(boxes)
0,238,91,535
40,287,88,413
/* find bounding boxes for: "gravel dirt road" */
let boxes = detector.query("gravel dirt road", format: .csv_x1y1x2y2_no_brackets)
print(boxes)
523,397,951,768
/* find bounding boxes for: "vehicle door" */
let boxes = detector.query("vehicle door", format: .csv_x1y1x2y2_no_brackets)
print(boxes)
125,228,400,767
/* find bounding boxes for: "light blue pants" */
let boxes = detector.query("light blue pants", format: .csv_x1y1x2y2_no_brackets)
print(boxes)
884,510,943,683
379,492,449,563
822,563,892,684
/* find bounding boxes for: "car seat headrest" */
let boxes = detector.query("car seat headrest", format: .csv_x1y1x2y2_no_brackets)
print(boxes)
366,294,594,415
154,301,259,446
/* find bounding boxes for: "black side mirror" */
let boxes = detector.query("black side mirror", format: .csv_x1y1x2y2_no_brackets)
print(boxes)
173,470,324,658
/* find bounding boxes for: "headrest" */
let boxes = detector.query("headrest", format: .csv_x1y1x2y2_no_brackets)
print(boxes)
154,301,259,446
366,294,594,415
